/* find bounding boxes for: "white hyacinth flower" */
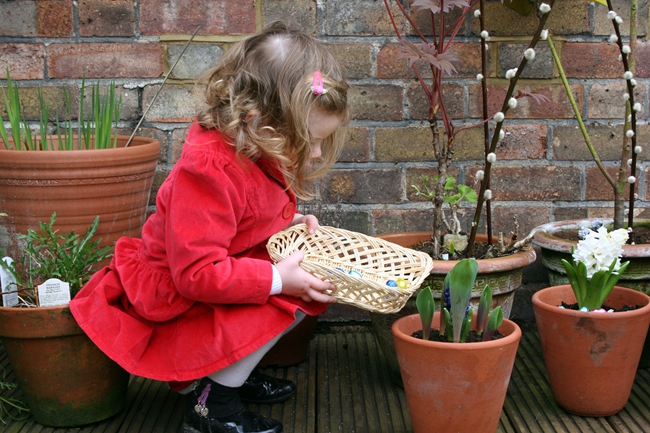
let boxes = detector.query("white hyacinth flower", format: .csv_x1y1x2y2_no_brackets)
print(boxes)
635,146,642,154
487,152,497,163
476,73,484,81
494,112,505,122
474,10,481,18
626,129,635,138
607,11,617,20
624,71,634,80
540,29,549,40
481,30,489,39
505,68,517,79
508,97,517,108
524,48,536,61
476,170,485,181
539,3,551,14
628,176,636,184
483,189,492,200
610,34,619,44
573,227,628,278
622,45,631,54
616,16,623,24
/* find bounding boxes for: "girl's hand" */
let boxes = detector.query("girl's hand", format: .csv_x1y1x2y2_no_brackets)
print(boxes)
291,214,319,234
275,251,337,303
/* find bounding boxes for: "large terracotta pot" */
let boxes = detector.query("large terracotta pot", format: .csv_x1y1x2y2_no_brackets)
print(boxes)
0,305,130,426
533,219,650,367
532,285,650,417
0,135,160,265
392,313,521,433
372,231,535,386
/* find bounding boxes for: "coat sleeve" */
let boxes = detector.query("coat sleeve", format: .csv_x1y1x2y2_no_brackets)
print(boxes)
164,151,273,305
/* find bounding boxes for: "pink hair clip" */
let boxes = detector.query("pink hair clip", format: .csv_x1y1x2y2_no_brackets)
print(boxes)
311,71,328,95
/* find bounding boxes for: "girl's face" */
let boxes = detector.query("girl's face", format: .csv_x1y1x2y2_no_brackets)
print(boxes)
307,107,342,160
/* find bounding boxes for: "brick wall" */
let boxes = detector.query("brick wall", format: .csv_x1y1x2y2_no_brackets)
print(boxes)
1,0,649,240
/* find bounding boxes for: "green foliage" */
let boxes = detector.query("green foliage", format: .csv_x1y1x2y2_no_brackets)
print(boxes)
0,213,113,305
416,287,435,340
561,257,629,311
0,367,29,424
1,68,121,151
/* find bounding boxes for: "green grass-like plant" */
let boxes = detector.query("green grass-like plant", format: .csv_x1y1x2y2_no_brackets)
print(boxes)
1,68,121,151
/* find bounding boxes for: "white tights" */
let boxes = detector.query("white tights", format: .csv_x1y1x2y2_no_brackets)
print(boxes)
207,310,306,388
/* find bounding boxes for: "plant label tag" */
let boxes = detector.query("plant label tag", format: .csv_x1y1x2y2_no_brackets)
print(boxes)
0,257,19,307
37,278,71,307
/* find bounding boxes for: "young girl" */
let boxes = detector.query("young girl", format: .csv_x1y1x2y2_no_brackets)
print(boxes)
70,21,349,433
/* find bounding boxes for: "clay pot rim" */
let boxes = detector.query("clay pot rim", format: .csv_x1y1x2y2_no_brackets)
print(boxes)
532,219,650,257
377,231,536,273
391,312,522,351
532,284,650,320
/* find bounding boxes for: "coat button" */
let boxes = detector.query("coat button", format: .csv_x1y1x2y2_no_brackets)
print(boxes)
282,202,294,219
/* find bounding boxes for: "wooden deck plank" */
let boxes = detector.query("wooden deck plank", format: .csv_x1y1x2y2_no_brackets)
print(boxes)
3,331,650,433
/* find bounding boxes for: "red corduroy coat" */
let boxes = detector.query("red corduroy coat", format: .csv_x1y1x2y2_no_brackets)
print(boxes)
70,122,327,382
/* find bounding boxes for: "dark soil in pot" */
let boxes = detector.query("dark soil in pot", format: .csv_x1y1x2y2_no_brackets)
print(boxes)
411,329,505,342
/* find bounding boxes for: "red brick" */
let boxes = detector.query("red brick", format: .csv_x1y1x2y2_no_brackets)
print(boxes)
327,43,373,80
562,42,623,79
0,1,36,37
494,123,548,160
469,82,584,119
479,1,589,36
47,43,163,78
339,127,370,163
633,42,650,78
348,85,403,121
407,82,464,120
142,84,198,123
0,44,45,80
0,85,76,121
172,126,190,163
37,1,73,37
586,166,630,201
373,209,437,235
375,126,434,162
406,167,461,202
140,0,256,36
467,165,582,201
491,205,551,239
262,0,316,34
553,123,648,161
588,82,646,119
79,0,135,37
409,4,466,37
322,169,402,204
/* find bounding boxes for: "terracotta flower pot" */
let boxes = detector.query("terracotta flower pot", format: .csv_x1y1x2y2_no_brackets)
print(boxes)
0,305,130,427
532,285,650,417
392,313,521,433
533,219,650,367
372,231,535,386
0,135,160,267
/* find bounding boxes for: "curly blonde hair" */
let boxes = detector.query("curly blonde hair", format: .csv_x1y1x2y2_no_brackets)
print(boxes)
196,21,349,199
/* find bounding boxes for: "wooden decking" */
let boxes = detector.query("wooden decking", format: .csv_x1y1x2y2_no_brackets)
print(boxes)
3,327,650,432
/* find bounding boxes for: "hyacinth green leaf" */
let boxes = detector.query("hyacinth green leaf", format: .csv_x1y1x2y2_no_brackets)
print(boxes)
416,287,435,340
584,267,609,310
597,260,630,308
502,0,534,16
476,285,492,335
484,307,504,341
460,314,472,343
561,258,581,302
442,308,451,339
446,258,479,342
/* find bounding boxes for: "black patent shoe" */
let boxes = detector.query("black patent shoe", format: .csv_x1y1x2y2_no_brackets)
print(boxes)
237,369,296,404
183,379,283,433
183,407,283,433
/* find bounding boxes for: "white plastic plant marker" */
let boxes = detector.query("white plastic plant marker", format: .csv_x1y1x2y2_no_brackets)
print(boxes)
37,278,71,307
0,257,19,307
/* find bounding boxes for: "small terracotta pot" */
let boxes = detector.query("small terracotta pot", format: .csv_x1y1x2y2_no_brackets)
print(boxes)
373,231,535,386
392,313,521,433
0,305,130,427
533,285,650,417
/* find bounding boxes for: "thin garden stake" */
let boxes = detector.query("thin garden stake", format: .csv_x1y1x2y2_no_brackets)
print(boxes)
125,26,201,147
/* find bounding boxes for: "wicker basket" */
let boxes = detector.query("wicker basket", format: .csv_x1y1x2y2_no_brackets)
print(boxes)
266,224,434,314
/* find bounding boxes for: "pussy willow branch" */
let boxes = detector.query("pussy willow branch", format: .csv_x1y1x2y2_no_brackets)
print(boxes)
466,0,556,258
479,0,492,245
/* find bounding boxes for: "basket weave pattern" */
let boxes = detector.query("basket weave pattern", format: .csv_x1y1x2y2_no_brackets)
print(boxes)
267,224,434,314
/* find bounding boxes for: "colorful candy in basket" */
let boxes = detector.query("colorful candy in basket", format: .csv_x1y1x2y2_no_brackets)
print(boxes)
266,224,434,314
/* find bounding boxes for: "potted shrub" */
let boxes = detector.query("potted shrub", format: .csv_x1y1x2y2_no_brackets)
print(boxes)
0,214,130,427
0,70,160,266
372,0,549,385
392,258,521,432
532,225,650,416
